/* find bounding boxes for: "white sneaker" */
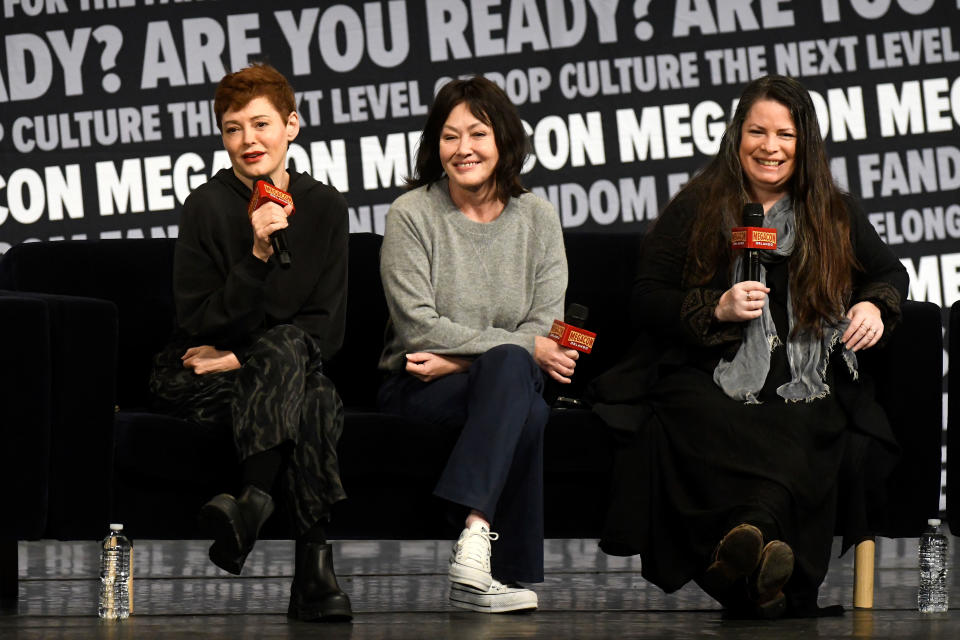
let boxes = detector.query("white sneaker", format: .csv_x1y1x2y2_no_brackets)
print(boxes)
449,579,538,613
448,522,498,591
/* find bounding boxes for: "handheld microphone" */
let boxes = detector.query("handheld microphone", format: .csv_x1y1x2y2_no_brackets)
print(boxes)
546,303,596,409
548,303,597,354
731,203,776,282
248,175,294,269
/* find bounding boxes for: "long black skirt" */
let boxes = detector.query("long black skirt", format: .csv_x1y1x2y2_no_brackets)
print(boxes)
148,324,346,535
600,356,850,601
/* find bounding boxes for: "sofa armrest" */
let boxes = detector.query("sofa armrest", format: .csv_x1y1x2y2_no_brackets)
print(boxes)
860,299,944,536
947,301,960,533
4,292,119,539
0,293,53,540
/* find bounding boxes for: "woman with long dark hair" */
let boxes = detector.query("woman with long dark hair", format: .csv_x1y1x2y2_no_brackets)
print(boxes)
591,74,907,619
377,76,578,613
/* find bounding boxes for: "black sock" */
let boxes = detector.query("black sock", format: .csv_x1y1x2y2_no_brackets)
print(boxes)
299,521,327,545
241,447,284,494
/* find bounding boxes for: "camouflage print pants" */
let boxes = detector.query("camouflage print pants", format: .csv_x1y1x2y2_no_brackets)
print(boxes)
148,324,346,535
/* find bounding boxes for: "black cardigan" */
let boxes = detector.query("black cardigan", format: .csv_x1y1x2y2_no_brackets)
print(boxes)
589,190,909,445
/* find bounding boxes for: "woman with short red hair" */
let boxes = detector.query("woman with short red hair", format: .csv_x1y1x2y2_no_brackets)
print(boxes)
149,63,352,623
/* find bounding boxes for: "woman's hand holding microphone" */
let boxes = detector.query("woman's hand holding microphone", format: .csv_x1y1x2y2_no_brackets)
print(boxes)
714,281,770,323
250,201,292,263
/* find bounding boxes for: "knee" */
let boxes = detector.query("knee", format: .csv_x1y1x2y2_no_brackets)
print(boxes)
310,372,341,403
473,344,543,397
526,397,549,436
264,324,308,343
264,324,311,355
246,324,314,367
480,343,537,372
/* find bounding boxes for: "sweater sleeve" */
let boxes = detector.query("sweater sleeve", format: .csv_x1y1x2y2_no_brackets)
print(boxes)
173,189,274,344
380,200,564,357
511,207,567,340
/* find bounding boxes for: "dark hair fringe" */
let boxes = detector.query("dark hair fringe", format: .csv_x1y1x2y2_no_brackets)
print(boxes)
406,76,530,204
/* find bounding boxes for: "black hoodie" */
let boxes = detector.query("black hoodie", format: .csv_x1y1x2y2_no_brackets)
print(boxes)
172,168,348,361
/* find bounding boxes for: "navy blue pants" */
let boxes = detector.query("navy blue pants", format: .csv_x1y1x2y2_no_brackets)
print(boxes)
377,344,549,584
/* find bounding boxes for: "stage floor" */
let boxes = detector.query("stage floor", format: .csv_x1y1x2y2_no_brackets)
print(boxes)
3,535,959,638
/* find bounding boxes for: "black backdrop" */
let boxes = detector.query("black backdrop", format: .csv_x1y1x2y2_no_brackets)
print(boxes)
2,0,959,509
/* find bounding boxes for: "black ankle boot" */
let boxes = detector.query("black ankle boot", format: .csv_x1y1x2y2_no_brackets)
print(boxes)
198,485,274,575
288,541,353,622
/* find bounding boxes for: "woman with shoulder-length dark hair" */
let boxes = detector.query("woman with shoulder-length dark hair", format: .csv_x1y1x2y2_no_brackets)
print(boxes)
590,74,907,619
148,63,352,622
377,76,578,613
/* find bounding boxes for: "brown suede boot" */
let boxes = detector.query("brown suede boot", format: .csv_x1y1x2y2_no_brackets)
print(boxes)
749,540,794,620
698,524,764,608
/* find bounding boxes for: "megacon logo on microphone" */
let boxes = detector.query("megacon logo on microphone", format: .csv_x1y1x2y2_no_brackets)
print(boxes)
248,181,296,218
548,319,597,354
731,227,778,250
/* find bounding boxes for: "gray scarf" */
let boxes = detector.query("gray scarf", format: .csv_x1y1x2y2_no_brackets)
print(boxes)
712,196,857,404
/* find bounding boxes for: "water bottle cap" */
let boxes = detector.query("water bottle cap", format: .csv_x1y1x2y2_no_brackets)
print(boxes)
927,518,941,526
109,523,124,531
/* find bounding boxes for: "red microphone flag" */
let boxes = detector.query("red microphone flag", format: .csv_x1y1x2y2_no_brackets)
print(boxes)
731,227,777,250
548,319,597,354
247,180,295,218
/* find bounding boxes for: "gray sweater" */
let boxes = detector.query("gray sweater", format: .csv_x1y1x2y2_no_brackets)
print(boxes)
378,179,567,372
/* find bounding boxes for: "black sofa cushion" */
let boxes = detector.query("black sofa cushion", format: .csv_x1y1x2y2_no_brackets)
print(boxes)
0,239,175,410
560,233,641,399
324,233,390,408
857,301,944,535
113,411,237,485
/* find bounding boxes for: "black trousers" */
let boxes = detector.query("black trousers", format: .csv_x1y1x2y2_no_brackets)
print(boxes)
149,324,346,535
378,344,549,584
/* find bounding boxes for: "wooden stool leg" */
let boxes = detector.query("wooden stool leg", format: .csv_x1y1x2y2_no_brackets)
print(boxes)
853,538,875,609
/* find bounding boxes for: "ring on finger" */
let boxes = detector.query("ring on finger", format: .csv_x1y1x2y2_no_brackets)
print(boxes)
746,291,752,301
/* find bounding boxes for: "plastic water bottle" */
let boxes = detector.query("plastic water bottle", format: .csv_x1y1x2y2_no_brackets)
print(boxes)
918,518,948,613
98,523,133,620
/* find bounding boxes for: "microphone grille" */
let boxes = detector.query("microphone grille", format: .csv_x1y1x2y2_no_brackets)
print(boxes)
742,203,764,227
565,303,589,327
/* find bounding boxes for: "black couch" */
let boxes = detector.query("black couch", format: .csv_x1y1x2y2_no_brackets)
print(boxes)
946,302,960,525
0,232,944,603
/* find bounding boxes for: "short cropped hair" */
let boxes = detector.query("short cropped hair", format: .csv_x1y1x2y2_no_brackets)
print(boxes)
407,76,530,203
213,63,295,126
